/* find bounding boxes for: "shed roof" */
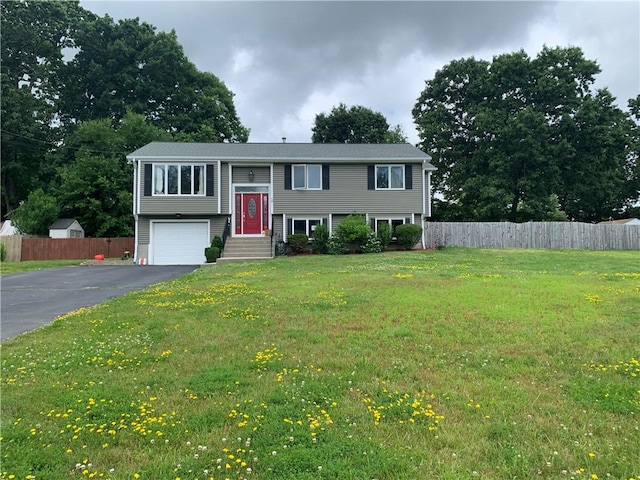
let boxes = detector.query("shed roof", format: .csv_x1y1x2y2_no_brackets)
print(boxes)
50,218,81,230
127,142,435,169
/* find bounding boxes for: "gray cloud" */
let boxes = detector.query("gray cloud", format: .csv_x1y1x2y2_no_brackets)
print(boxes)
81,1,638,142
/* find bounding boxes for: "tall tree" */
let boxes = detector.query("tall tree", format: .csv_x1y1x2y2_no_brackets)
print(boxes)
58,16,249,142
0,0,86,216
312,103,405,143
413,46,636,222
9,188,60,236
1,1,249,221
56,113,170,237
623,95,640,217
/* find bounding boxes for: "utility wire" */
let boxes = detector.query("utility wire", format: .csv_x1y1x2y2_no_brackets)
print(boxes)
1,128,135,156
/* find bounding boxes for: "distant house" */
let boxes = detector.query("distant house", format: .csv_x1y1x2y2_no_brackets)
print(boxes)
0,220,19,236
126,142,437,265
49,218,85,238
598,218,640,226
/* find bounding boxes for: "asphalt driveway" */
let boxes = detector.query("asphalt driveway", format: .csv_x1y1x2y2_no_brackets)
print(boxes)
1,265,198,341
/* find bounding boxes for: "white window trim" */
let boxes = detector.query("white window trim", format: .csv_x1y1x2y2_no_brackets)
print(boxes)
293,164,322,190
291,217,325,237
375,165,405,190
373,217,410,240
152,163,207,196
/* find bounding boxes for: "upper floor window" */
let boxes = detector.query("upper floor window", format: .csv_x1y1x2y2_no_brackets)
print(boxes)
293,164,322,190
285,164,329,190
154,164,205,195
376,165,405,190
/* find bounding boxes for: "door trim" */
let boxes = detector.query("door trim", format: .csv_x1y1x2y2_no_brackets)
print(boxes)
232,185,270,237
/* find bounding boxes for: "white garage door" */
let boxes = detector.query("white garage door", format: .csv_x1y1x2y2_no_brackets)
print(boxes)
151,221,209,265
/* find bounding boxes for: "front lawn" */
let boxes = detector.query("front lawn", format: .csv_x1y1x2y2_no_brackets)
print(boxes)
1,248,638,479
0,259,83,275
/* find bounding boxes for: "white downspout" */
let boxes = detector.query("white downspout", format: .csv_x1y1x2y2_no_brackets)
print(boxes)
421,166,426,249
133,158,140,262
217,160,221,214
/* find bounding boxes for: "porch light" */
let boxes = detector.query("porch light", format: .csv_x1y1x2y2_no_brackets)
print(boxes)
248,169,255,182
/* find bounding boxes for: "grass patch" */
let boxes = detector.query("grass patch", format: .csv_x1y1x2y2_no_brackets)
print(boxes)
1,248,639,479
0,259,82,275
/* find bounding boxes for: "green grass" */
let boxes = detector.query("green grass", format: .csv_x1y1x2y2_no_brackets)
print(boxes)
0,259,82,275
1,248,639,480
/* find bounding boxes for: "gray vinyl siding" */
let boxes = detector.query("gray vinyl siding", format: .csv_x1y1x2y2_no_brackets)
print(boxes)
272,215,284,241
273,163,423,215
138,161,219,215
232,166,270,184
221,163,230,214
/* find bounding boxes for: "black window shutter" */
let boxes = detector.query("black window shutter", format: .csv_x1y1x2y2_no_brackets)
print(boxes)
206,164,214,196
322,164,330,190
287,218,292,236
144,164,152,196
322,217,328,227
405,165,413,190
284,164,292,190
367,165,375,190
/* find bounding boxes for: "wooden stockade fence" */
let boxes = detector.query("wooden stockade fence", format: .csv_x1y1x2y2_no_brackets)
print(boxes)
0,235,22,262
425,222,640,250
20,237,135,261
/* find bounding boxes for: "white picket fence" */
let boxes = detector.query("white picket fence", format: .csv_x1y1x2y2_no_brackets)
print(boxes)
424,222,640,250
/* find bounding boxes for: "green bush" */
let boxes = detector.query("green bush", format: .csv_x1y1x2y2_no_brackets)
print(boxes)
204,246,221,263
336,214,371,253
211,235,224,250
361,231,383,254
376,222,392,250
287,233,309,254
0,242,6,262
311,224,329,254
327,236,349,255
395,223,422,250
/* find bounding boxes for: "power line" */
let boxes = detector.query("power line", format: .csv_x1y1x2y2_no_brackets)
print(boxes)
1,128,133,156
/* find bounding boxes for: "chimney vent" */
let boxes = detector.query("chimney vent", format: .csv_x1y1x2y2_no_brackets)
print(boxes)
282,137,286,143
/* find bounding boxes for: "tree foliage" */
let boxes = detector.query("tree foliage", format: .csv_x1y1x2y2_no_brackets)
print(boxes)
10,189,60,236
58,16,249,142
56,113,170,237
413,46,639,222
1,0,249,223
0,0,85,215
312,103,406,144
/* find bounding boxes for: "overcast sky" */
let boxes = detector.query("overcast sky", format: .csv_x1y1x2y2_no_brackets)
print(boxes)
80,1,639,144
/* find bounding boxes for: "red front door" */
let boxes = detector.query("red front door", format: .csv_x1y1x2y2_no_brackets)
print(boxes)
235,193,268,235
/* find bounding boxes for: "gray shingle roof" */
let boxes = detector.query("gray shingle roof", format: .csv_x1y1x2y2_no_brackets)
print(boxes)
50,218,80,229
127,142,434,168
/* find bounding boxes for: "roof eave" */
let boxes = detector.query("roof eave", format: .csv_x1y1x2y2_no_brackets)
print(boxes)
125,155,430,163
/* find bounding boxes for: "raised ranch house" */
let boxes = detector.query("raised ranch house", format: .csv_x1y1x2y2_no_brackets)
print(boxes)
126,142,436,265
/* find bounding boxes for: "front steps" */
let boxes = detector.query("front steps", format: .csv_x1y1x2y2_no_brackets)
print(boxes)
217,236,273,264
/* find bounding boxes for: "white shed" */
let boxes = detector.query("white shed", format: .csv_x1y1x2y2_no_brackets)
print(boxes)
49,218,85,238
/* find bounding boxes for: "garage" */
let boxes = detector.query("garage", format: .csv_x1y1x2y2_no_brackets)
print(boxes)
151,221,209,265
